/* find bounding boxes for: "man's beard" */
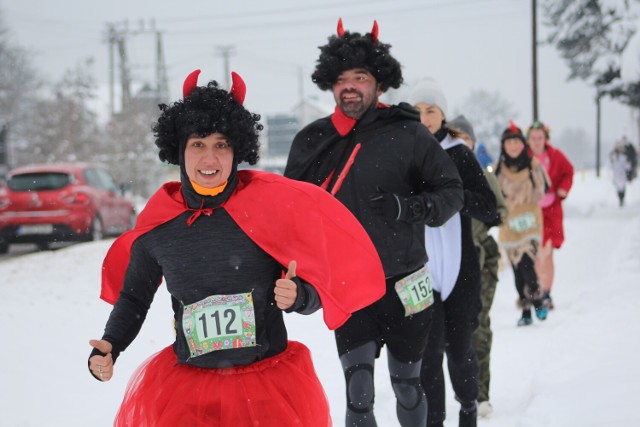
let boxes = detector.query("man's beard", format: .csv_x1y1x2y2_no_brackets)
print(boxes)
338,90,376,119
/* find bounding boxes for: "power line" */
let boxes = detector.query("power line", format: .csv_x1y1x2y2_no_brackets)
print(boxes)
156,0,391,24
104,20,169,114
155,0,514,36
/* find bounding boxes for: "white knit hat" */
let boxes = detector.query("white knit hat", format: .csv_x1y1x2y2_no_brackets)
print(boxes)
409,77,448,118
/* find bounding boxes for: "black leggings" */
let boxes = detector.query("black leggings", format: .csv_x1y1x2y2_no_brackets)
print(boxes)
339,341,427,427
335,271,433,426
512,253,542,305
421,286,481,426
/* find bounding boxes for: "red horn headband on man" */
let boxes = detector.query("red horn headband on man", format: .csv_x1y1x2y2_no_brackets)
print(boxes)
182,69,246,105
336,18,378,43
370,20,379,43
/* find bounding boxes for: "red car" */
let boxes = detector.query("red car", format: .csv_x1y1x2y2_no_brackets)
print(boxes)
0,163,136,253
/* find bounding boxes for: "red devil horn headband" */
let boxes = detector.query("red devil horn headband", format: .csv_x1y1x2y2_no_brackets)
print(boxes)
182,69,201,98
182,69,246,105
230,72,246,105
336,18,378,43
371,20,379,43
508,120,519,133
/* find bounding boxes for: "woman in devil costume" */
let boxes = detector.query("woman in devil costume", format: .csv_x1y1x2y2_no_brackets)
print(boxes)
87,70,385,427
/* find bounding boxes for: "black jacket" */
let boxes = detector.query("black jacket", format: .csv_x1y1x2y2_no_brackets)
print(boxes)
285,104,463,278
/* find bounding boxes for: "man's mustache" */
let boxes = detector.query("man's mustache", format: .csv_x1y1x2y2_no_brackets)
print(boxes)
340,89,363,98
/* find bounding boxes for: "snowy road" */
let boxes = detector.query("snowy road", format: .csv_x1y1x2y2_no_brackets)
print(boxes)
0,170,638,426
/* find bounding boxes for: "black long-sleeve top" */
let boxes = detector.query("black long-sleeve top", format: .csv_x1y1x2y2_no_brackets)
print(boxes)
90,183,320,375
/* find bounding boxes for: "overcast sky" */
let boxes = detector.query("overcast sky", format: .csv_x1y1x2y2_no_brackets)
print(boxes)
2,0,639,151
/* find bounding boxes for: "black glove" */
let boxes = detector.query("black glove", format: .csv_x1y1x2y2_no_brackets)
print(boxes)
369,190,427,222
484,212,503,228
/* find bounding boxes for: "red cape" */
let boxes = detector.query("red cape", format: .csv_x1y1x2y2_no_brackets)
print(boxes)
101,170,385,330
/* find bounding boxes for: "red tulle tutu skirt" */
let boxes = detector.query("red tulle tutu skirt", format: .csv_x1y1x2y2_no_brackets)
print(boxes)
114,341,331,427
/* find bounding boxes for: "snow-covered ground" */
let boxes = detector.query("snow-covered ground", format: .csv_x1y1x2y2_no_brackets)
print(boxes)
1,168,638,426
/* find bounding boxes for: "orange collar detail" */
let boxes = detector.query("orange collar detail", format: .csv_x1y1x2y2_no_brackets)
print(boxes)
190,180,228,196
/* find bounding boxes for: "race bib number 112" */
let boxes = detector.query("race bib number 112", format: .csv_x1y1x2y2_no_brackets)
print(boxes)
182,292,256,358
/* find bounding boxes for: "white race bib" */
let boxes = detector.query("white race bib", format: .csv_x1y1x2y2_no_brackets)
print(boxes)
394,266,434,317
509,213,537,233
182,292,256,358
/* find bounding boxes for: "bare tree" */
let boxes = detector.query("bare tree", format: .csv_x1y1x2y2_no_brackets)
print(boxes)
0,8,41,169
101,87,164,198
453,89,519,159
555,127,593,168
14,59,102,166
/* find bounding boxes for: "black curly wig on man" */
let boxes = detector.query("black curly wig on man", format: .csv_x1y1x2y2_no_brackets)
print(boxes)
311,30,403,92
153,79,262,166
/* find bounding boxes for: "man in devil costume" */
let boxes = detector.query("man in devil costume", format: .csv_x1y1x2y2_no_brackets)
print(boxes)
88,70,386,427
285,20,464,427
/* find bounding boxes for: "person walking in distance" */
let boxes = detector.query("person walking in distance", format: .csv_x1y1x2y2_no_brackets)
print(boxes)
610,140,633,207
285,19,464,427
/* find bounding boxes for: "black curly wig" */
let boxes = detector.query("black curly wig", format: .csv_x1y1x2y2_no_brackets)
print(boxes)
311,30,403,92
153,80,262,166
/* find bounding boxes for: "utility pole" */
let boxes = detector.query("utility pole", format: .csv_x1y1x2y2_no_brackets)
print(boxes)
105,24,117,116
155,24,169,102
116,22,132,111
298,66,306,126
0,123,8,177
532,0,539,122
104,21,132,114
215,45,236,89
104,19,169,115
596,89,603,178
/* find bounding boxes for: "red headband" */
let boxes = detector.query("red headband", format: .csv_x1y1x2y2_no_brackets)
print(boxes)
336,18,379,43
229,72,246,105
337,18,345,37
182,69,246,105
182,69,201,98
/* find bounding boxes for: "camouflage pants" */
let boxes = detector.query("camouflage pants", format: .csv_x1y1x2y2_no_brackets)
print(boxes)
471,236,500,402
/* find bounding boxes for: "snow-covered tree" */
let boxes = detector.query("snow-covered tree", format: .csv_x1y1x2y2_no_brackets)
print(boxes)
542,0,639,85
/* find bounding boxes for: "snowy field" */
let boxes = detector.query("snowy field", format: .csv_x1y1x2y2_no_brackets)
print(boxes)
0,168,638,426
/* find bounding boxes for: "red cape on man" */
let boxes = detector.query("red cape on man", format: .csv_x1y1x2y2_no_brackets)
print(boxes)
101,170,386,330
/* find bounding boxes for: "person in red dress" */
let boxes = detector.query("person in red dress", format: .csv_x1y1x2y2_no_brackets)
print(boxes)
527,121,574,309
88,70,385,427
